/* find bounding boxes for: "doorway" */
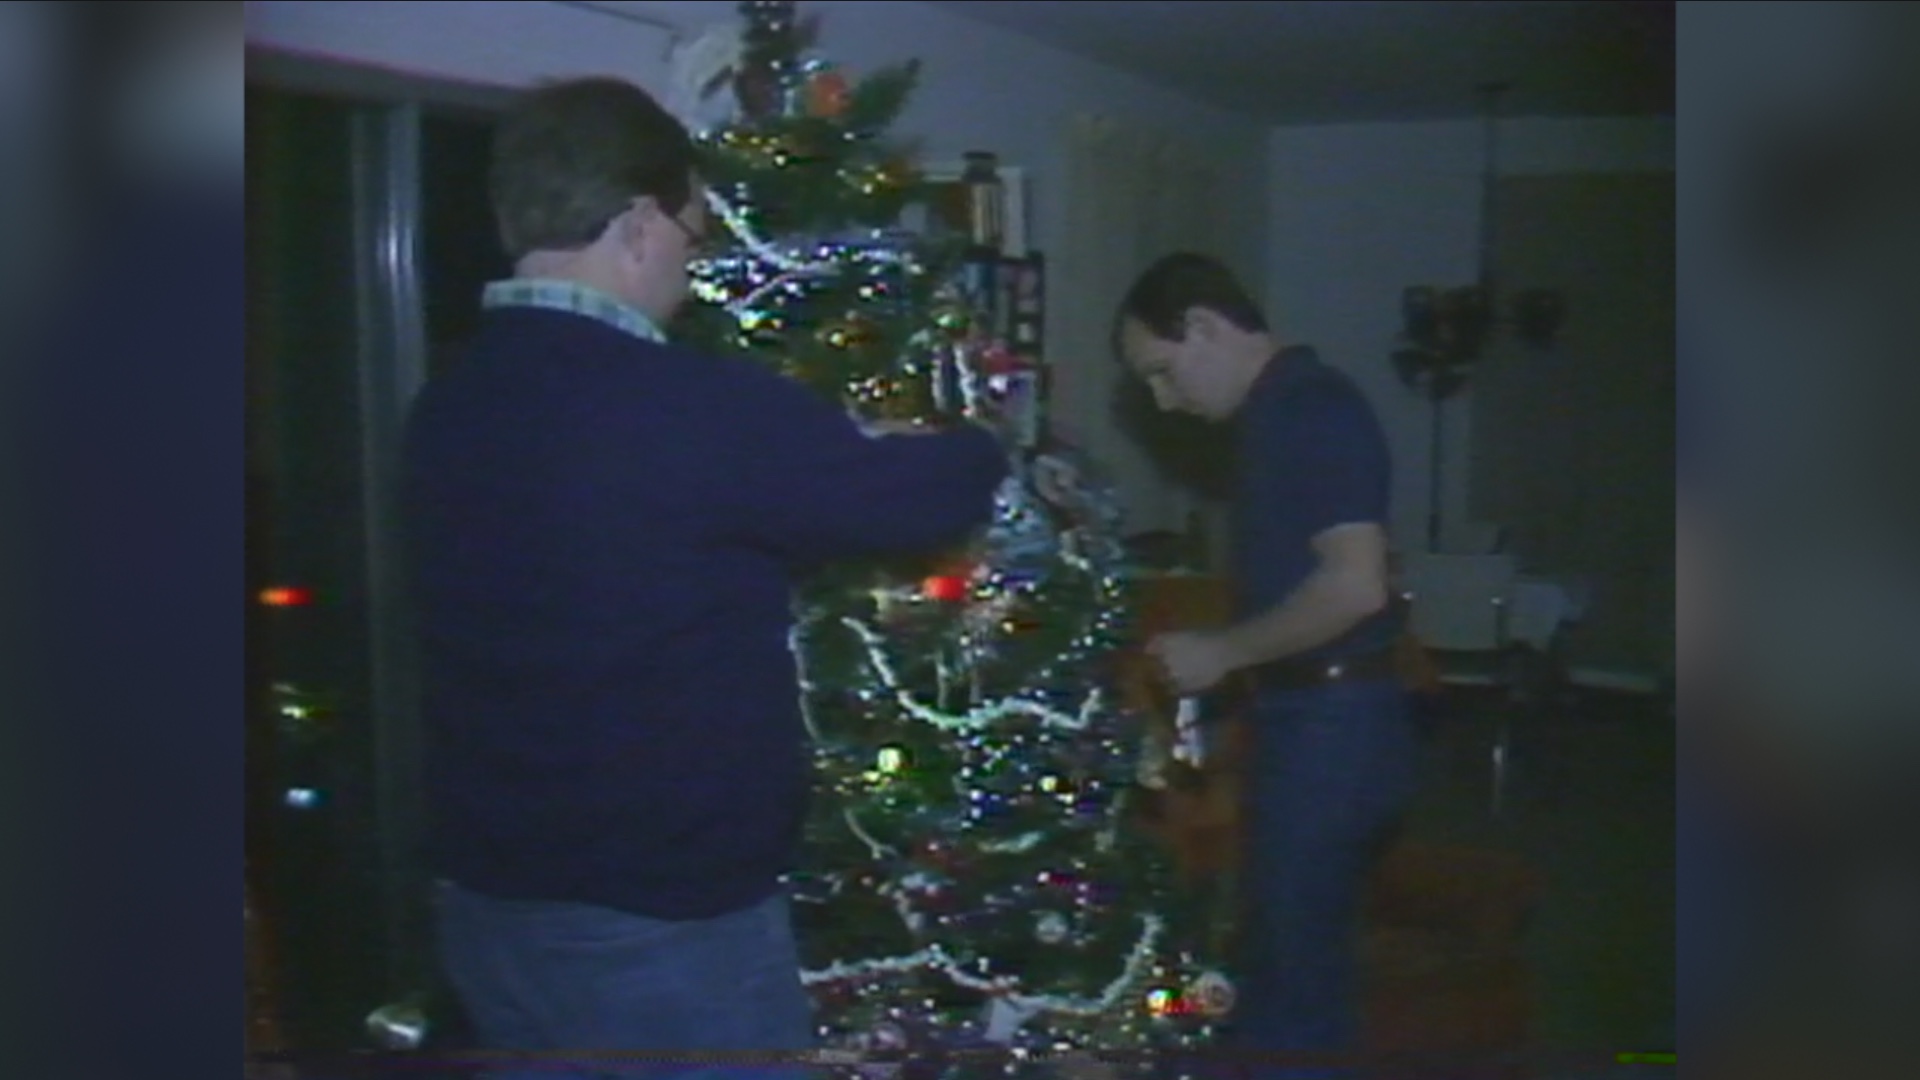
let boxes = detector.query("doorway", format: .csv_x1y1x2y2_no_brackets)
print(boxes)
246,65,508,1050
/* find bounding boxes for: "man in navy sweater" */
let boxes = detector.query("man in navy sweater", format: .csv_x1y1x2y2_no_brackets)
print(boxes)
403,78,1008,1077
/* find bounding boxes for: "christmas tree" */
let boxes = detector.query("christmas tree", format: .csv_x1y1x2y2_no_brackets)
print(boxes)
668,2,1228,1069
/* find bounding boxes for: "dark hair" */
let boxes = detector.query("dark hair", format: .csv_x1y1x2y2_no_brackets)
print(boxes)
489,77,697,259
1112,252,1268,354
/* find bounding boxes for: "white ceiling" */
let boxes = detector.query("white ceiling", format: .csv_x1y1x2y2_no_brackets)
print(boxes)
917,0,1674,125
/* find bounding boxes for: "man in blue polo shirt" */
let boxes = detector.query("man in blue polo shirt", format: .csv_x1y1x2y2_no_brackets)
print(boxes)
403,78,1008,1077
1115,254,1417,1078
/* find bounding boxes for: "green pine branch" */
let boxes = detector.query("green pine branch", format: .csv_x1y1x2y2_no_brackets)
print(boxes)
842,60,921,138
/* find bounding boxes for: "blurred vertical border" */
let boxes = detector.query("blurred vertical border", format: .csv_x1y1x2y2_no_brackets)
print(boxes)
5,2,243,1077
1681,0,1920,1072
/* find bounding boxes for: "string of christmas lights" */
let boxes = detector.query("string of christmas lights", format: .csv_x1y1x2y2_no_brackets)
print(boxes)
798,914,1166,1018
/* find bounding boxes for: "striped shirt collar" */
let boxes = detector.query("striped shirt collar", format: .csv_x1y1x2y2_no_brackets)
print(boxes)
481,278,667,343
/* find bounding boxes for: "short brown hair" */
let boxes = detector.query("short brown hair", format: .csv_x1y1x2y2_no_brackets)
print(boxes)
489,77,697,259
1113,252,1268,352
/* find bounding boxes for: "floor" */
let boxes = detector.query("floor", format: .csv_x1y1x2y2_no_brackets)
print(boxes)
1403,686,1676,1056
260,686,1677,1075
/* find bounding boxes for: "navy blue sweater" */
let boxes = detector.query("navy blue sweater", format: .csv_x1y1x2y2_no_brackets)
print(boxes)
403,304,1008,919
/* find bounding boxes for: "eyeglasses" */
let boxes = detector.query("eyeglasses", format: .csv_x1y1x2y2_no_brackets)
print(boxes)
666,210,719,258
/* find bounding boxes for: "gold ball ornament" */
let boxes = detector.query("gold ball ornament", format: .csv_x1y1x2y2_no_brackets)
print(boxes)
818,314,876,350
874,745,908,774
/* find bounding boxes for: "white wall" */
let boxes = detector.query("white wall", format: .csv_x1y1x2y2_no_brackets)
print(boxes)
247,2,1671,567
1266,117,1674,552
247,0,1271,513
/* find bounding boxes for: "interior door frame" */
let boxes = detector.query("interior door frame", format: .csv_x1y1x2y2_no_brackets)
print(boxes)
248,46,511,1045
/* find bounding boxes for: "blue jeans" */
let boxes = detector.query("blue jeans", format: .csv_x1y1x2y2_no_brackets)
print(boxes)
1233,679,1420,1079
434,882,816,1080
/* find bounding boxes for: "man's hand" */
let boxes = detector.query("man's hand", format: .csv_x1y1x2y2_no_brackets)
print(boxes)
1147,629,1238,694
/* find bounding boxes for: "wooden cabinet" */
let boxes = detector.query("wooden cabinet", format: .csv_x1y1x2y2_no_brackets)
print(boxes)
1119,575,1247,882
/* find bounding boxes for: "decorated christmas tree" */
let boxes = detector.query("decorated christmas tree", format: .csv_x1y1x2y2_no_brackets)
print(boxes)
667,2,1229,1069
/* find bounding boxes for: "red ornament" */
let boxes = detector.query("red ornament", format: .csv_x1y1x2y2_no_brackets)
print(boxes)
921,574,969,602
806,68,852,119
920,553,975,602
258,585,313,608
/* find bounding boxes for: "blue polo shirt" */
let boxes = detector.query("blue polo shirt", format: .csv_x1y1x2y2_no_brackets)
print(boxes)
1230,345,1400,661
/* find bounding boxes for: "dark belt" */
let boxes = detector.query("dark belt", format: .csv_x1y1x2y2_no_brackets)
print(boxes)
1249,647,1399,693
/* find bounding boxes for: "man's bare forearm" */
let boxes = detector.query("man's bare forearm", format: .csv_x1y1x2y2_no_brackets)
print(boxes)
1219,567,1387,671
